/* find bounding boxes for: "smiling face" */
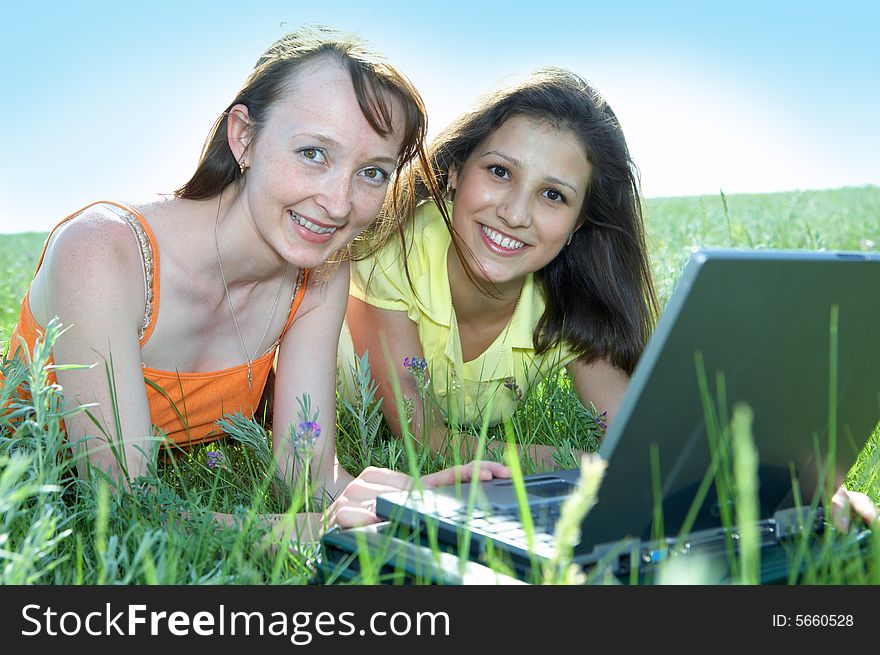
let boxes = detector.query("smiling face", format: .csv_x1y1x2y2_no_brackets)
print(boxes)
230,55,406,270
448,115,592,291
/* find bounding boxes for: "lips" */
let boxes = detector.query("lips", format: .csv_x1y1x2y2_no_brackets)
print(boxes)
288,210,340,245
289,211,338,235
480,224,526,251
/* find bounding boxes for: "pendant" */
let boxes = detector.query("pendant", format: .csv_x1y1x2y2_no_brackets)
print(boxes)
247,363,253,389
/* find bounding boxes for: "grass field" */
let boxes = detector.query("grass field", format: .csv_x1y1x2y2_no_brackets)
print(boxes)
1,185,878,585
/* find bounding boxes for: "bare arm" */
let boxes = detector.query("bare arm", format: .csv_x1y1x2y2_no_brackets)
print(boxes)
272,268,509,523
345,295,443,442
34,211,155,485
567,356,630,427
468,358,631,471
468,357,631,470
273,263,355,500
346,295,557,468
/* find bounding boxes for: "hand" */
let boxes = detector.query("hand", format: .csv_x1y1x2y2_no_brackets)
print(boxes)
324,466,414,529
420,460,511,488
830,485,878,532
324,461,510,529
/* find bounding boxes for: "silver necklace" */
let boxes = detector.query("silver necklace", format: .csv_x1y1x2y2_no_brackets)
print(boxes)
213,191,290,388
449,282,521,383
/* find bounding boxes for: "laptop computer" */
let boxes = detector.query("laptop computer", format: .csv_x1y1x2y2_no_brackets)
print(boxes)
319,248,880,584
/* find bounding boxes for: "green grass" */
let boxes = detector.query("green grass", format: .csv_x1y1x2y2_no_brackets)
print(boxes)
0,232,45,343
645,186,880,305
0,185,878,585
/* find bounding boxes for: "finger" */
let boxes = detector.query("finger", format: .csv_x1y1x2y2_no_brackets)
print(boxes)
830,489,850,532
419,469,452,488
423,461,512,487
480,461,511,478
334,505,380,529
343,479,409,502
357,467,415,489
848,491,878,526
421,464,472,487
475,461,511,480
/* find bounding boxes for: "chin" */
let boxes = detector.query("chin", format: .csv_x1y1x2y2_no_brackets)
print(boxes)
283,236,342,266
296,251,337,271
473,266,518,288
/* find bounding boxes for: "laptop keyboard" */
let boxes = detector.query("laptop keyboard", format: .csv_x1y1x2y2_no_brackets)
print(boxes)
437,503,563,548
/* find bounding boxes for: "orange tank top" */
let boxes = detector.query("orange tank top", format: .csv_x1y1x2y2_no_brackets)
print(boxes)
4,201,310,447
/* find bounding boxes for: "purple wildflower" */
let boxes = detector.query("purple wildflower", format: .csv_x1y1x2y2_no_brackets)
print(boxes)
295,420,321,453
404,356,430,394
595,411,608,430
206,451,224,469
503,377,523,402
404,356,427,371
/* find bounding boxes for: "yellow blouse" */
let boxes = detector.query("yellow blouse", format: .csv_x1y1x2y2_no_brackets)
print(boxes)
342,201,576,427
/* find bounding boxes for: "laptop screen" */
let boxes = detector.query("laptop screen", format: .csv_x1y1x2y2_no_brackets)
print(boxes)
575,249,880,555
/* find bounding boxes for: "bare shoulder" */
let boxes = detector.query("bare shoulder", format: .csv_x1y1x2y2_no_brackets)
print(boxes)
31,204,146,325
568,355,630,386
43,205,144,276
296,261,350,317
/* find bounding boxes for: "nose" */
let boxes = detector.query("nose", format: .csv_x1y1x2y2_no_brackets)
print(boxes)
315,170,353,220
497,188,532,229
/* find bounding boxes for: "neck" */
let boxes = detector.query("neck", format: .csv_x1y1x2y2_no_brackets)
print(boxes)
212,186,290,285
446,246,523,325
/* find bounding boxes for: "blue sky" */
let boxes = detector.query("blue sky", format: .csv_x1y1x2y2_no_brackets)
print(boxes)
1,0,877,234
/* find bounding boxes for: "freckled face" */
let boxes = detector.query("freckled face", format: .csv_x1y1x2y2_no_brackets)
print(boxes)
239,57,406,270
448,116,591,288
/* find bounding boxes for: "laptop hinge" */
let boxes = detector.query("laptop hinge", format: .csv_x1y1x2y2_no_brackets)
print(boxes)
581,538,661,576
772,506,825,540
583,517,792,577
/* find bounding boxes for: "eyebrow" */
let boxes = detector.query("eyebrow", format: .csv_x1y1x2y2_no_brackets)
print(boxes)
481,149,580,196
298,132,398,167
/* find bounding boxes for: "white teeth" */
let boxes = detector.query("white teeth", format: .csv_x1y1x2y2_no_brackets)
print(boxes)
290,212,337,235
481,225,524,250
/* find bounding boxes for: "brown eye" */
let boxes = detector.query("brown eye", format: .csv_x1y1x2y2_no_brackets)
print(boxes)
488,164,510,179
543,188,566,203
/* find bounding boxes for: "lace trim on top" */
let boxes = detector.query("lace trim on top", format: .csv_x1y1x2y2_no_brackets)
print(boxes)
105,204,154,341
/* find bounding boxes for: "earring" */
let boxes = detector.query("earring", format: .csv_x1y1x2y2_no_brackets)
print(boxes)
566,232,574,246
238,160,248,175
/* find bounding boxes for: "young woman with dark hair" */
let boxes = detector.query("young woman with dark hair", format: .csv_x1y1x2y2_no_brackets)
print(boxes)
343,68,659,467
